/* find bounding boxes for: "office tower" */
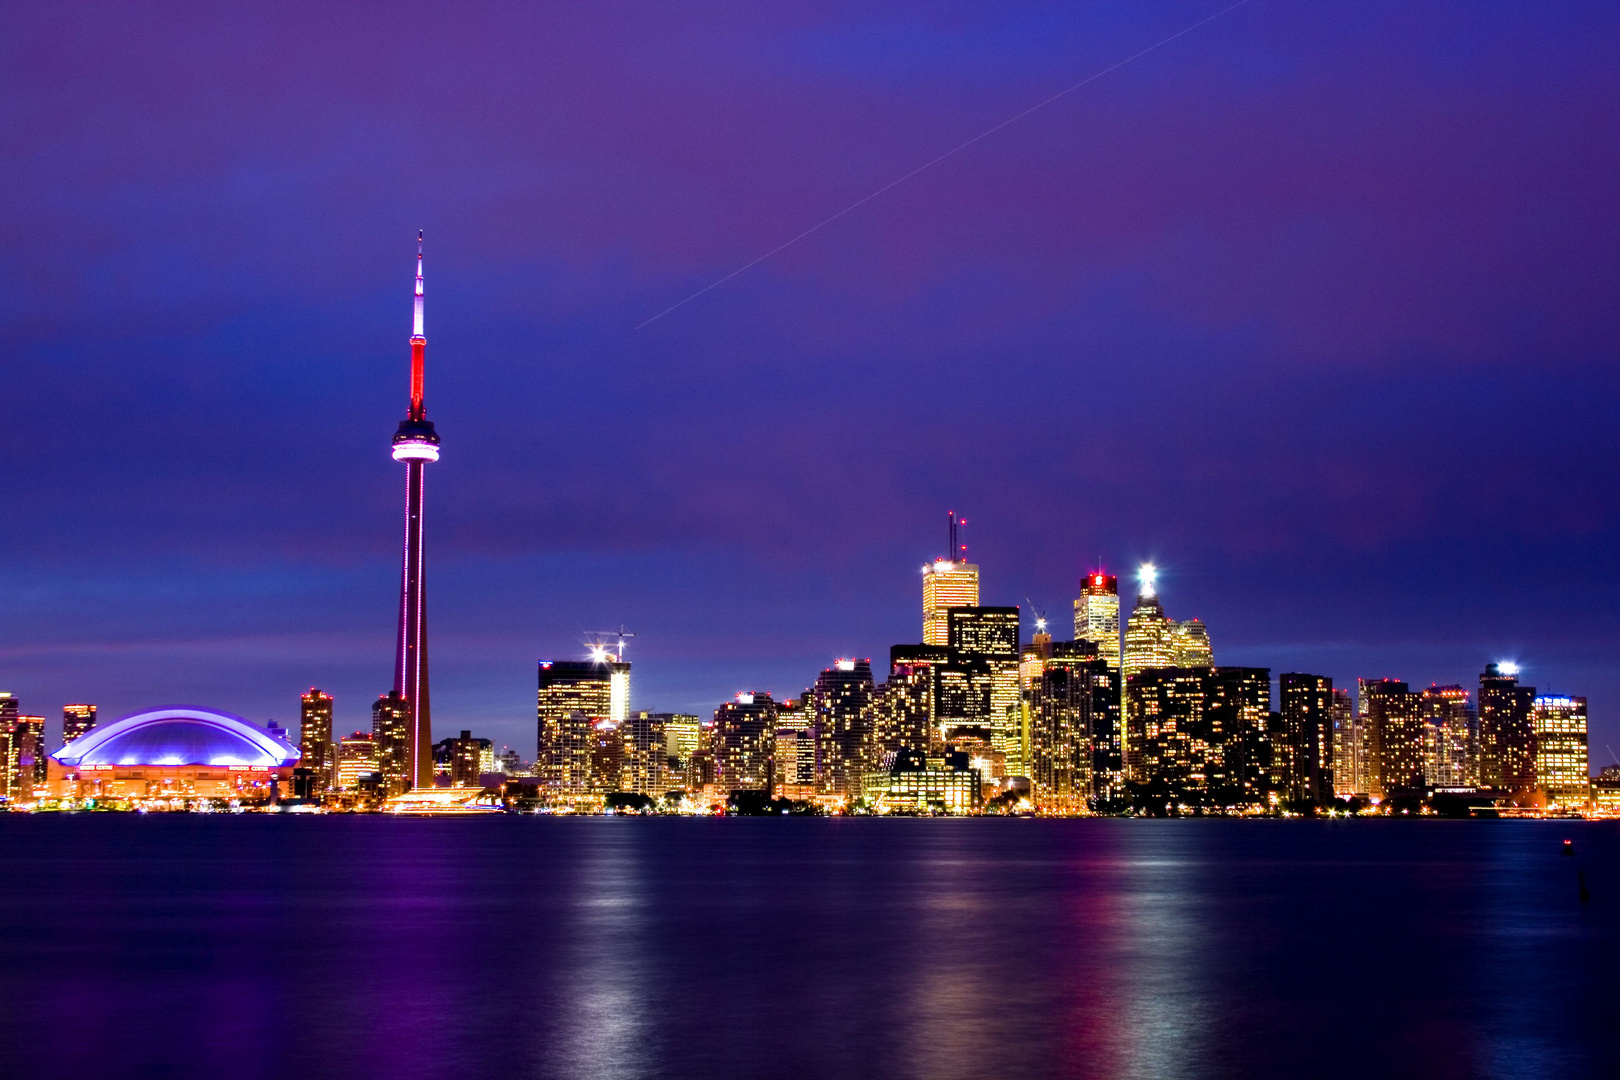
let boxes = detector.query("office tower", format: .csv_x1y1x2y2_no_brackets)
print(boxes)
1170,619,1213,668
0,694,15,803
63,704,98,744
1207,667,1272,808
537,660,620,795
389,234,442,792
1122,567,1175,678
298,688,334,793
922,511,978,646
948,606,1023,777
624,711,667,795
446,730,483,786
1123,667,1205,800
658,714,703,790
1532,695,1588,810
1277,673,1334,805
589,720,626,792
713,692,777,792
1360,679,1424,800
1078,654,1123,807
337,732,379,789
1330,688,1360,798
866,747,983,814
774,699,817,800
1420,685,1473,789
1479,663,1536,800
6,713,47,797
1073,571,1120,667
371,691,411,796
811,659,874,795
885,644,949,754
1028,640,1101,811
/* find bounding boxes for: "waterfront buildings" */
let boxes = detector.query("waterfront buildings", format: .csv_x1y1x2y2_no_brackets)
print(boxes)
62,704,97,744
1532,695,1589,810
864,748,982,814
389,234,441,792
337,731,379,790
1330,688,1361,797
372,691,410,797
1479,663,1536,802
1277,673,1334,805
537,659,624,794
299,688,333,793
45,707,300,804
1420,685,1475,789
948,607,1022,777
811,659,874,795
1360,680,1425,800
714,692,778,792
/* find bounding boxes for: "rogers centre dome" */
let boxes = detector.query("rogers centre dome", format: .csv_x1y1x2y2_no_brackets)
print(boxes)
46,707,300,805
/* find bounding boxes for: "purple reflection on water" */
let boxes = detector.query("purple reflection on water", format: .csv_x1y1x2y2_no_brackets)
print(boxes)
0,818,1611,1079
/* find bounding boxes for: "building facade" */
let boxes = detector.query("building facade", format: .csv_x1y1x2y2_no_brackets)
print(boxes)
1532,695,1589,810
1277,673,1334,805
1479,664,1536,801
299,688,334,793
63,704,98,745
1072,572,1120,668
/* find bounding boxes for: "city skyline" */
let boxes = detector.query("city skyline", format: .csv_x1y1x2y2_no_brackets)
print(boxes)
2,3,1616,759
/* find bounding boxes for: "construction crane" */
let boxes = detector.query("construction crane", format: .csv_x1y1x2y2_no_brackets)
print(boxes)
583,625,637,663
1024,597,1049,637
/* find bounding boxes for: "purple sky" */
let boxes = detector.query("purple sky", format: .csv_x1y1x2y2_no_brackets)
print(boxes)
4,2,1617,761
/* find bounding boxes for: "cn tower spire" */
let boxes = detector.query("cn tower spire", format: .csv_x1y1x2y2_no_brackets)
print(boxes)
387,230,441,794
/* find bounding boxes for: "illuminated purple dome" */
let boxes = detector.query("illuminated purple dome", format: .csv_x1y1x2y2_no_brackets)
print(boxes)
52,707,300,769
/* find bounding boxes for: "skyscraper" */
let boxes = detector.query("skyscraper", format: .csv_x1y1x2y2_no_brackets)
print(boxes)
1028,640,1102,811
371,691,411,797
337,731,379,790
299,688,334,793
1073,571,1120,667
948,606,1022,778
0,694,15,804
922,512,978,646
1479,663,1536,801
714,692,778,793
1329,688,1360,798
1169,619,1213,668
1122,566,1175,677
1361,679,1424,800
537,660,619,795
63,704,97,744
811,658,874,795
1277,673,1334,805
1206,667,1271,808
1420,685,1473,789
389,234,442,792
1532,695,1588,810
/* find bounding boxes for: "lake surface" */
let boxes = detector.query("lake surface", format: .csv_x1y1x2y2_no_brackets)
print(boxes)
0,816,1611,1080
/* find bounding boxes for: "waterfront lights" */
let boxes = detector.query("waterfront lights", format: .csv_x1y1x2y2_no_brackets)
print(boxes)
1137,562,1158,597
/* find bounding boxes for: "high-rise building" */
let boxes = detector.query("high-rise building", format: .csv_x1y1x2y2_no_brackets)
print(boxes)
1206,667,1271,808
537,660,620,795
336,731,378,789
1028,640,1102,811
811,659,874,795
444,730,484,786
1329,688,1360,798
1360,679,1424,800
1124,667,1205,800
1479,663,1536,801
923,562,980,647
661,714,703,784
774,699,817,800
879,645,948,760
713,692,778,793
389,234,442,792
1277,673,1334,805
371,691,411,797
0,694,16,804
6,713,47,799
63,704,97,745
1169,619,1213,668
922,510,978,646
948,607,1022,778
623,711,667,796
1420,685,1474,789
1122,567,1175,678
1532,695,1588,810
299,689,334,793
589,720,626,792
1073,572,1120,668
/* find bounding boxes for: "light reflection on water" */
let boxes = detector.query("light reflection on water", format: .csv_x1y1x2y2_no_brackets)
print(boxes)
0,817,1611,1080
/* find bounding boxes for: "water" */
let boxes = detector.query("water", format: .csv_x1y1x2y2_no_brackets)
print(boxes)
0,817,1610,1080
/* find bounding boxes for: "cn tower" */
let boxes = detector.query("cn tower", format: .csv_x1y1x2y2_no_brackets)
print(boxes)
390,232,440,789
